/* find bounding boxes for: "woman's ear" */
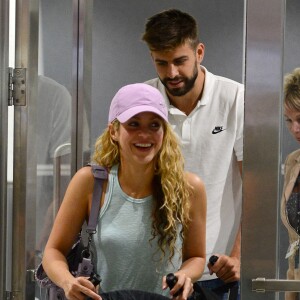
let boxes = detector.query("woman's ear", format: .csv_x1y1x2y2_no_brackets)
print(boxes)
109,123,118,141
111,135,118,141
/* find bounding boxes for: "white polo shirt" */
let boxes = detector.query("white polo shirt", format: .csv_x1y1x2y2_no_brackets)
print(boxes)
146,66,244,280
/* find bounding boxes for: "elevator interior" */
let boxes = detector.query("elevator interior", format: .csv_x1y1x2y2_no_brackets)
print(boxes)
0,0,300,299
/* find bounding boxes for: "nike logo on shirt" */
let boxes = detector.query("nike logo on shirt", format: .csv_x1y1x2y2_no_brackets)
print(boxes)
212,126,226,134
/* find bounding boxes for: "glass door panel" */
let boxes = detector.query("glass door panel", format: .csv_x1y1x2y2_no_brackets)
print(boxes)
35,0,73,255
244,1,300,299
241,0,300,299
35,0,73,298
7,0,74,298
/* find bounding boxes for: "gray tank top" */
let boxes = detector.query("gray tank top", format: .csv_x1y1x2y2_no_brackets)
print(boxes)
94,165,181,296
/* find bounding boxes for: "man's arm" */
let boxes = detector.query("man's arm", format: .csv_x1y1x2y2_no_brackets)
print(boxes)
222,160,242,281
207,160,242,283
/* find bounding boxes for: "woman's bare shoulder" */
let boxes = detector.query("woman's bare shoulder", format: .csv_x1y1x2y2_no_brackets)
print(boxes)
76,165,94,178
185,171,205,190
184,171,207,214
68,166,95,193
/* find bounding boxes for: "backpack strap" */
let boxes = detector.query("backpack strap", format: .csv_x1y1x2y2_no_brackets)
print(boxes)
86,164,108,233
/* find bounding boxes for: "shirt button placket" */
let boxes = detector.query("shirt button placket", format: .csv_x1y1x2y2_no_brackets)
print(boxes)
182,118,191,143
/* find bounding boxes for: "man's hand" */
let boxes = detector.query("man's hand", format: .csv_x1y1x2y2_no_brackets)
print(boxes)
207,254,240,283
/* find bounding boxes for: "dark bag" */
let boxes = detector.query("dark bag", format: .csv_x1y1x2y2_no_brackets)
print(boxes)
192,285,221,300
96,277,220,300
193,280,239,300
35,165,108,300
98,287,220,300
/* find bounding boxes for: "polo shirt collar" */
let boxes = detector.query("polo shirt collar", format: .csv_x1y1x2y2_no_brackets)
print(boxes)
198,65,214,107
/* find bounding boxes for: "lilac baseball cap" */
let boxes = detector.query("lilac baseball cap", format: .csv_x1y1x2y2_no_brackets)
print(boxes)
108,83,168,123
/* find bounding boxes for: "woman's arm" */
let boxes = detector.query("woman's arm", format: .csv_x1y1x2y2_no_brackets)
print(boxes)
42,166,102,300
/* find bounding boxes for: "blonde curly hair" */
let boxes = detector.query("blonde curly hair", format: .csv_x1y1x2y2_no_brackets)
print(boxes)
92,120,192,261
284,67,300,110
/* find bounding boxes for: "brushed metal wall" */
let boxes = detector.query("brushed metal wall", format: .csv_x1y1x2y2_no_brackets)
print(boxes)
242,0,285,299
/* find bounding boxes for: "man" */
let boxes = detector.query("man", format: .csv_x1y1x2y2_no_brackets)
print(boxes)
142,9,243,300
35,75,72,256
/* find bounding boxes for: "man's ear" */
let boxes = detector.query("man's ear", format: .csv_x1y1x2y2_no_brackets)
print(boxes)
196,43,205,63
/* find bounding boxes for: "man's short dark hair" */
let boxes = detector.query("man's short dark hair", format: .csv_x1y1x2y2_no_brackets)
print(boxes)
142,9,199,52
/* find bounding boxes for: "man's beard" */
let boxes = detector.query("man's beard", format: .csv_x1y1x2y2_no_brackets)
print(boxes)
160,63,198,97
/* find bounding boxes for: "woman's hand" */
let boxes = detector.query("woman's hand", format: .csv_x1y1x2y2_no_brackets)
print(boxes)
63,276,102,300
163,272,193,300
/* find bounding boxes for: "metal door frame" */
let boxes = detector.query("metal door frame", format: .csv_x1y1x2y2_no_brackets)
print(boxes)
0,0,9,298
72,0,93,174
242,0,285,299
11,0,39,298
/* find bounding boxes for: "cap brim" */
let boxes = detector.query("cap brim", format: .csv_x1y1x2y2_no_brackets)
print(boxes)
116,105,168,123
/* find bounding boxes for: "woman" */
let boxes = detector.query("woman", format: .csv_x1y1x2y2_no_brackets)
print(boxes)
281,68,300,300
42,83,207,300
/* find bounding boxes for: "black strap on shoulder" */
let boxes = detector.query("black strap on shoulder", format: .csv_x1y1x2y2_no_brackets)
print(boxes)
86,164,108,233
